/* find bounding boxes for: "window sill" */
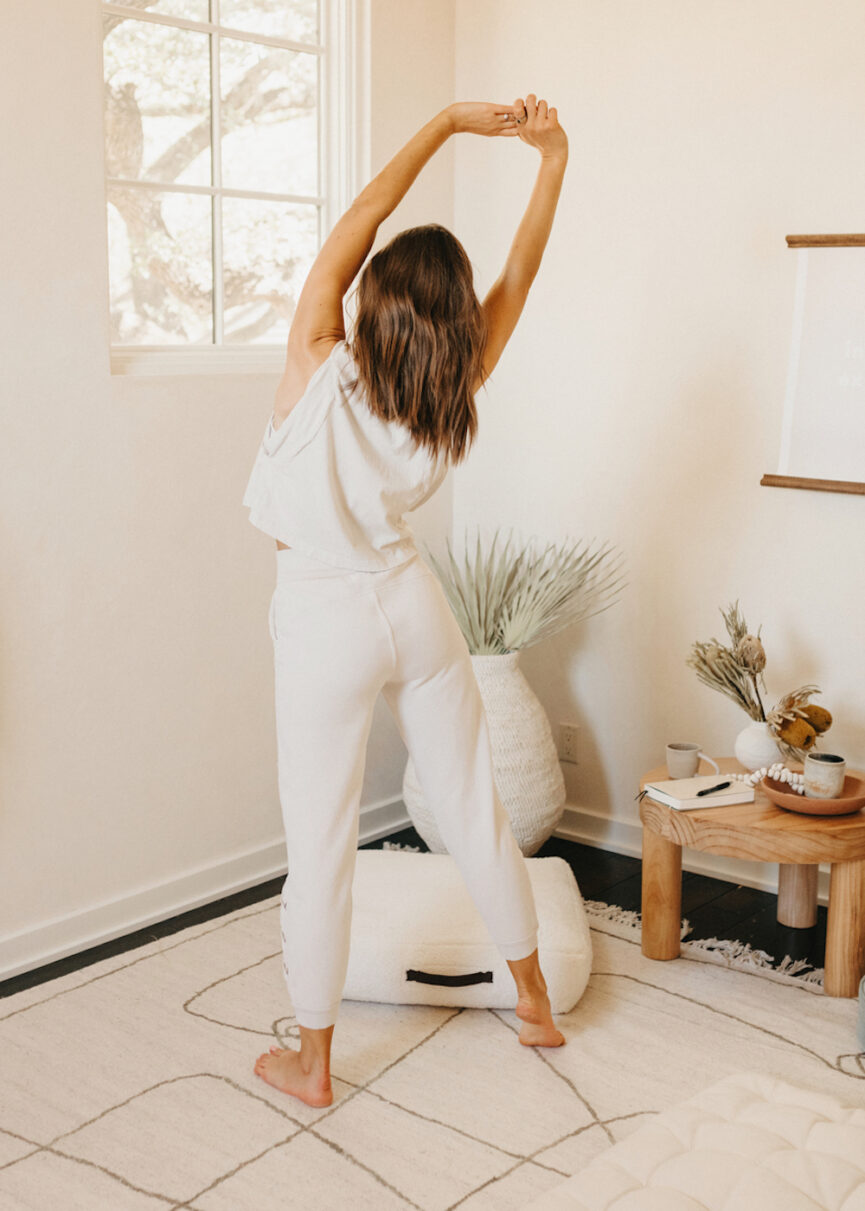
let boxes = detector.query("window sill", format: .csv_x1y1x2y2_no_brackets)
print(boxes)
110,347,286,377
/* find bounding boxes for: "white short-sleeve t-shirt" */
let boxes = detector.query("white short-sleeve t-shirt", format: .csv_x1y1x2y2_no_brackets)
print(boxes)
242,340,451,571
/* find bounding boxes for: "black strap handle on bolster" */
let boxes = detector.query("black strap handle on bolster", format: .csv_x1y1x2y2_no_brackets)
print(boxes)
406,969,493,987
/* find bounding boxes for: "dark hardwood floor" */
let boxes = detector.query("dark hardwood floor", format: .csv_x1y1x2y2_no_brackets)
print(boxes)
0,828,826,999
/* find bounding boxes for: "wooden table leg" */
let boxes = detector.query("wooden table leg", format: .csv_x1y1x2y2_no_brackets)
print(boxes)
825,858,865,998
777,863,818,928
641,826,682,960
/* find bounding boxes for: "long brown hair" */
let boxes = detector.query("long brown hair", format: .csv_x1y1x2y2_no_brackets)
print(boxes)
350,224,486,465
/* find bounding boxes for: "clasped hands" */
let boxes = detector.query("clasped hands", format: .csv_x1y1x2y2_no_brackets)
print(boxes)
447,95,568,160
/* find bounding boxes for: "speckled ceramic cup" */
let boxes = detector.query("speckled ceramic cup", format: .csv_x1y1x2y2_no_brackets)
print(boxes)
803,752,846,799
665,743,720,780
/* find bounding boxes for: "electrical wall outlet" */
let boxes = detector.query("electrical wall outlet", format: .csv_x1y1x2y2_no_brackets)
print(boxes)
558,723,579,764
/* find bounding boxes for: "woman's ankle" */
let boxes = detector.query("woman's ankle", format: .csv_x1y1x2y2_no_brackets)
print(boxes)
298,1024,335,1076
517,978,548,999
298,1051,331,1080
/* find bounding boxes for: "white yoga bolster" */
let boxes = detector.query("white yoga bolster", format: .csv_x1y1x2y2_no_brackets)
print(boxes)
341,850,592,1013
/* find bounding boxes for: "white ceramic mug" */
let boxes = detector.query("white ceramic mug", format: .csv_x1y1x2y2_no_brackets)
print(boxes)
666,742,720,780
803,752,846,799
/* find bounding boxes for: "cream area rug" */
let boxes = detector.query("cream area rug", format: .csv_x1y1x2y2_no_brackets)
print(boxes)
0,891,861,1210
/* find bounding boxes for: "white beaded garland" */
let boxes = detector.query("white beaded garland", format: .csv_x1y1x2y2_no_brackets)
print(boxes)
730,763,805,794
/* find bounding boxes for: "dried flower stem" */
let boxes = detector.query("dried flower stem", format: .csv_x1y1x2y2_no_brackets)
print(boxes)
749,673,766,722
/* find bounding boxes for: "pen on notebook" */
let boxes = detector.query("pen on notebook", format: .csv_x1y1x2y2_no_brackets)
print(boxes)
695,780,732,797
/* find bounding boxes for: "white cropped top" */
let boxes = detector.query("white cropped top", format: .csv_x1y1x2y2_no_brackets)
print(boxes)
242,340,450,571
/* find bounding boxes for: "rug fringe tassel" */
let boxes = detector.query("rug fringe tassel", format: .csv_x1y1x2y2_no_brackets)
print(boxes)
584,899,824,990
584,899,691,940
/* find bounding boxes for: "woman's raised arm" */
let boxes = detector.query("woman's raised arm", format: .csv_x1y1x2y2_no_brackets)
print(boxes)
477,94,568,386
280,102,521,398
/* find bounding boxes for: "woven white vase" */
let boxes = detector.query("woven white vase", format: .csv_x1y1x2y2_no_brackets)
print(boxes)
402,651,566,857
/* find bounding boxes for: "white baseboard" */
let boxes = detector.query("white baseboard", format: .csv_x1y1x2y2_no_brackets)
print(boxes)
555,803,832,906
0,795,409,983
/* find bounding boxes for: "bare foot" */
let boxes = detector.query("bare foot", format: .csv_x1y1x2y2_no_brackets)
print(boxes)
515,991,566,1047
253,1045,333,1106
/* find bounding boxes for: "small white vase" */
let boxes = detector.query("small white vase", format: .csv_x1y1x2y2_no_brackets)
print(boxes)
734,721,781,771
402,651,566,856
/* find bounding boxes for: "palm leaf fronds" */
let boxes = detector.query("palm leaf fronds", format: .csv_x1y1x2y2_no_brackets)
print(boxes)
423,527,625,654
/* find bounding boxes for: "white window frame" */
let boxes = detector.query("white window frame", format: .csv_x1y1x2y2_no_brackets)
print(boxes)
104,0,370,377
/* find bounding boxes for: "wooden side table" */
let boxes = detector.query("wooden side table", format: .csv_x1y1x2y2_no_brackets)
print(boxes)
639,757,865,997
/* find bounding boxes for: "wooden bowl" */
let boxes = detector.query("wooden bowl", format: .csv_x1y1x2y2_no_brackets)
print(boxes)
760,772,865,816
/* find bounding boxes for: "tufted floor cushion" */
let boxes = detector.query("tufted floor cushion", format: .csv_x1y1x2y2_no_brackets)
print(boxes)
523,1070,865,1210
341,850,592,1012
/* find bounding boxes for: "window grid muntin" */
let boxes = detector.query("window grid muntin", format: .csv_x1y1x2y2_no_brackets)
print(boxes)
104,177,325,206
102,4,324,56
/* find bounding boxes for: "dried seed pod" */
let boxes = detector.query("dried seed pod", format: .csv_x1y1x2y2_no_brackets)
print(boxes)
777,717,817,750
801,703,832,734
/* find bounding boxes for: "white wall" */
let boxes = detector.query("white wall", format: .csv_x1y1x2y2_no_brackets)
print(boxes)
453,0,865,878
0,0,455,978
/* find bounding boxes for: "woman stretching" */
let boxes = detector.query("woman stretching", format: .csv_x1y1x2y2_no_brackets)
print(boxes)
243,94,569,1107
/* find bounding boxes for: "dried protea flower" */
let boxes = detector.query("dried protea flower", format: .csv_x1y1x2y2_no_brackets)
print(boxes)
736,634,766,674
777,717,817,750
801,703,832,734
766,685,821,731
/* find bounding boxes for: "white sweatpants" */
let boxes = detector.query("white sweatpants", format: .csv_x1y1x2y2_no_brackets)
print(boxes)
268,545,540,1029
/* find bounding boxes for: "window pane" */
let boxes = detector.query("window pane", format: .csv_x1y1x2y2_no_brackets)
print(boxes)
222,199,318,345
219,37,317,196
103,16,211,187
108,185,213,344
104,1,210,18
219,0,318,44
